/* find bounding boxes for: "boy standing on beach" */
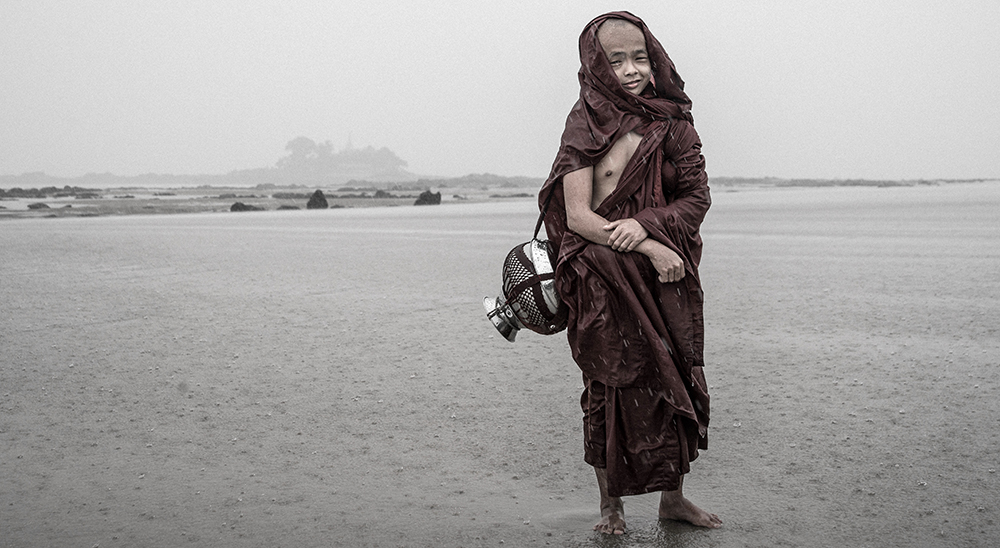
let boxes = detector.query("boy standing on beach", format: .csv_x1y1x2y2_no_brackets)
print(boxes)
539,12,720,535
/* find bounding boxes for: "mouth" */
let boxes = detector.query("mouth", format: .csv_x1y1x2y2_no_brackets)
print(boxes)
623,79,644,88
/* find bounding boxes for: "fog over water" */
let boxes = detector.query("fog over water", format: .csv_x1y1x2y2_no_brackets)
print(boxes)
2,0,998,180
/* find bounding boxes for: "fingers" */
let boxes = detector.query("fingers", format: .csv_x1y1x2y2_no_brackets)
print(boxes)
603,219,648,252
613,236,642,252
606,229,627,251
658,266,686,283
605,224,643,251
609,234,636,251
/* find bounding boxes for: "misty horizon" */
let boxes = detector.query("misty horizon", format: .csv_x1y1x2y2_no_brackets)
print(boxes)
3,2,999,181
4,134,997,185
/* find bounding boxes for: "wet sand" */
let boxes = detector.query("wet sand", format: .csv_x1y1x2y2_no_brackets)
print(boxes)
2,183,999,547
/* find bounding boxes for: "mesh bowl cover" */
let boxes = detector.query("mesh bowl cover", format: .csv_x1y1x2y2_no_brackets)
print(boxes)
500,239,567,335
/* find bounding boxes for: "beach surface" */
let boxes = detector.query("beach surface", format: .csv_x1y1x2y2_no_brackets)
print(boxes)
2,182,999,547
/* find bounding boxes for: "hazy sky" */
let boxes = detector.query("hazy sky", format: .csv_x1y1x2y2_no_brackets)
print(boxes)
3,0,998,180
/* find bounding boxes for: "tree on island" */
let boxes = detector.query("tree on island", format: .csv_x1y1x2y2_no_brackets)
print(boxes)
275,137,408,180
279,136,327,166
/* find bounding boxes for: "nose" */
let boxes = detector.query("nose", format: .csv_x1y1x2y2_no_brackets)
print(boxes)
622,59,638,76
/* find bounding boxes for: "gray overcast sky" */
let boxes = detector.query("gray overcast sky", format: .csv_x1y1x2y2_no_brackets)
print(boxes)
2,0,998,180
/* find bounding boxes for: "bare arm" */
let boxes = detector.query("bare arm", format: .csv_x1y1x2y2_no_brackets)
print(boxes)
564,166,684,282
564,167,650,250
563,166,614,246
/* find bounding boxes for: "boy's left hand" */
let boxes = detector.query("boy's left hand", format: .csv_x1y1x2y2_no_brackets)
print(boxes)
604,218,648,252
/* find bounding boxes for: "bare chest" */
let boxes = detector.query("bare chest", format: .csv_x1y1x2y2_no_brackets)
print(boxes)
591,131,642,209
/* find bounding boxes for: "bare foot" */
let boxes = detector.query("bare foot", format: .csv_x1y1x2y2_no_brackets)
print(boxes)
594,502,626,535
659,489,722,528
593,467,626,535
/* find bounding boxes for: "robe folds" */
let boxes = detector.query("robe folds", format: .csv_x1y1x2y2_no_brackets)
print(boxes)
539,11,711,497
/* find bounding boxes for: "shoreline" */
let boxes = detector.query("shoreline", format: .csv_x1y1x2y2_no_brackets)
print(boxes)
3,179,997,222
0,185,539,221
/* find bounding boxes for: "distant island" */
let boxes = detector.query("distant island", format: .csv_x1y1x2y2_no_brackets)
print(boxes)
2,136,996,193
1,137,421,191
2,173,994,200
2,137,997,219
0,137,551,218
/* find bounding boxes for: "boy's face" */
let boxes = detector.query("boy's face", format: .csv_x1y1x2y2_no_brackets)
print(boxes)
597,21,651,96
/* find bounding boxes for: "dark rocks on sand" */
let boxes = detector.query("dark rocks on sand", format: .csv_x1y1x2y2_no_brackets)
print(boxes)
306,190,328,209
28,203,50,210
414,190,441,206
277,205,301,210
230,202,264,212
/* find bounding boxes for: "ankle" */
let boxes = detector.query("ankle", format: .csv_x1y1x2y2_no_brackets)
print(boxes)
660,489,684,504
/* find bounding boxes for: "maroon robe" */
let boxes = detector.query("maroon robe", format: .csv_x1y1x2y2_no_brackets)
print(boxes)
539,11,711,497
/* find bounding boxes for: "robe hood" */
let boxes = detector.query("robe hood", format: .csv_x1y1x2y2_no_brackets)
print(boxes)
540,12,698,246
554,11,693,178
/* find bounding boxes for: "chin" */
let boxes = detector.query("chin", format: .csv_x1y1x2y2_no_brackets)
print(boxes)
625,80,650,96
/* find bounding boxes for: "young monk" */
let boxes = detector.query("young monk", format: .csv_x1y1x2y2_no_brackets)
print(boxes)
538,12,721,534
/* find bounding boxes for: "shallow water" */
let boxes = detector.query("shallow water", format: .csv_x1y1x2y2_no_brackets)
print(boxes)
2,183,999,547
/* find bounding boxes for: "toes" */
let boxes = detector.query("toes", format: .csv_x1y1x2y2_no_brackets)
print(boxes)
594,521,627,535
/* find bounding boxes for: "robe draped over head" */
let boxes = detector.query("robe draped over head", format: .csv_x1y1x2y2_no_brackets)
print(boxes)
538,12,711,479
540,11,697,257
